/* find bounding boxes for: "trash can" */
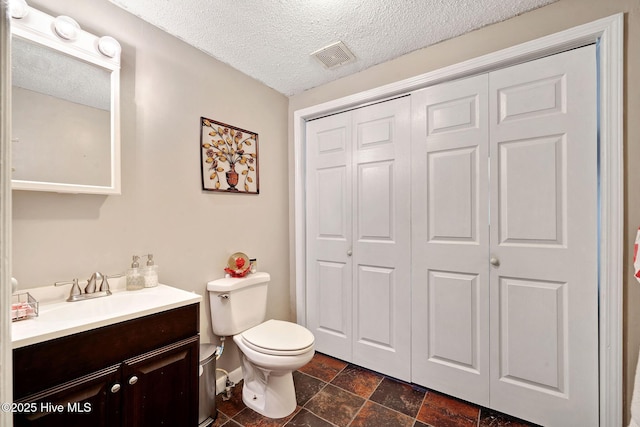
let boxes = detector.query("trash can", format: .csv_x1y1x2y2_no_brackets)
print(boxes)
198,343,217,426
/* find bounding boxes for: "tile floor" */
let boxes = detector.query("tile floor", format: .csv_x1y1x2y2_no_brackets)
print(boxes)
213,352,540,427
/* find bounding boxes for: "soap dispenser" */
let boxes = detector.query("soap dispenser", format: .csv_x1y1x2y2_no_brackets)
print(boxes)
144,254,158,288
126,255,144,291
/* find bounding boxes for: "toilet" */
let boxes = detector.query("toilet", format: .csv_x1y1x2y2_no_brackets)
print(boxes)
207,272,315,418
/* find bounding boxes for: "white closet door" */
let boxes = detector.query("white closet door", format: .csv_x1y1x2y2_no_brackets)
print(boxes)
306,97,412,380
488,45,598,426
306,112,353,361
411,74,490,405
351,97,412,381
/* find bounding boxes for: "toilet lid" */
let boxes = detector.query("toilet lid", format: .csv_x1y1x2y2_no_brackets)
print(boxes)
241,319,315,356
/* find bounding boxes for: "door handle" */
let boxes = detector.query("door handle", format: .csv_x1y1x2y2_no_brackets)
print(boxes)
110,383,121,393
128,376,138,385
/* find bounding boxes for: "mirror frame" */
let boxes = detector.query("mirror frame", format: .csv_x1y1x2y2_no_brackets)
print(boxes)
10,2,121,194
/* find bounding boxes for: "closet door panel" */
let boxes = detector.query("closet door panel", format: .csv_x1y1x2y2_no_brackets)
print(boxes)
315,260,349,336
306,113,353,361
489,45,598,427
428,147,477,241
427,270,479,367
356,265,395,348
352,97,412,381
497,136,564,244
411,74,490,406
357,161,393,240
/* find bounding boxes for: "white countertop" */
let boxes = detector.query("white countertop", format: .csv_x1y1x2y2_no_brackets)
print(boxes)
12,282,202,349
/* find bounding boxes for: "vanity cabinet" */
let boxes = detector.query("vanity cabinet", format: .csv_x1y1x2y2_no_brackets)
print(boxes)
13,304,200,427
13,364,122,427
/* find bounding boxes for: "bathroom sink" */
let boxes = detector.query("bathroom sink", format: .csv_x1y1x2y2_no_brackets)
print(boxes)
41,290,151,322
12,284,201,349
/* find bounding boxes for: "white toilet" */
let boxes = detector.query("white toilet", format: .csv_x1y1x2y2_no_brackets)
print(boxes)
207,272,315,418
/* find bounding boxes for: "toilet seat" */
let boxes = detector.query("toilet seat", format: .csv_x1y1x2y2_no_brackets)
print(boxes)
240,319,315,356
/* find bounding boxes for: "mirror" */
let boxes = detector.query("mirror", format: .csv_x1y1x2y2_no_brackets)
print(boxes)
10,1,121,194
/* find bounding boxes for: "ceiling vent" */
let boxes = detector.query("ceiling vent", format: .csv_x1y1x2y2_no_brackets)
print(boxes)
311,41,356,69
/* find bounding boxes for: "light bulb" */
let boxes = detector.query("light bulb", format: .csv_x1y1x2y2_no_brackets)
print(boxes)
97,36,121,58
9,0,29,19
52,15,80,41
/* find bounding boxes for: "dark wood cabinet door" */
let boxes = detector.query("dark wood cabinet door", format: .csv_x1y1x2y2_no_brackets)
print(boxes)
14,364,122,427
122,336,199,427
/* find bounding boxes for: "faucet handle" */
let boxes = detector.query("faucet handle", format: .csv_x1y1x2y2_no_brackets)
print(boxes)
55,279,82,300
101,273,124,292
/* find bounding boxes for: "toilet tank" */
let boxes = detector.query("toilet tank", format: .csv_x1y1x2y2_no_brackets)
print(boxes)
207,272,270,336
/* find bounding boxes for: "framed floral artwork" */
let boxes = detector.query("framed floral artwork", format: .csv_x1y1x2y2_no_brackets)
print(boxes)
200,117,259,194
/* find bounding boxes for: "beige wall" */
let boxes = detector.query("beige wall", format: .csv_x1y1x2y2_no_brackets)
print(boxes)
11,0,290,374
289,0,640,422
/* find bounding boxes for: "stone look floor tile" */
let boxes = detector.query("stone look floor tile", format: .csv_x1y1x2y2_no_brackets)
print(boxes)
298,352,348,382
330,364,384,399
304,384,365,426
211,411,229,426
293,371,327,406
417,392,480,427
349,400,414,427
232,406,299,427
369,377,426,418
285,408,336,427
215,353,540,427
217,380,247,418
479,409,540,427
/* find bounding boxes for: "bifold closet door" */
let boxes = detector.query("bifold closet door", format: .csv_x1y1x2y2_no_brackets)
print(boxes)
306,97,412,381
305,112,353,362
488,44,598,427
411,45,598,426
411,74,490,406
351,98,411,381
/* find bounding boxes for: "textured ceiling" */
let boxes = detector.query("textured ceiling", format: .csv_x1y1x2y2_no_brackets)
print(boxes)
108,0,555,96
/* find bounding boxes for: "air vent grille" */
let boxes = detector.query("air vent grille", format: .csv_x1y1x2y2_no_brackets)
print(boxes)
311,41,356,69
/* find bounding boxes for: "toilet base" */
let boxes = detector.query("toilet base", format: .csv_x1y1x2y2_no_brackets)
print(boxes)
240,357,297,418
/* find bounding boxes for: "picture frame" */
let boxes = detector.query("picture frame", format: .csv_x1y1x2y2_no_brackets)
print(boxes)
200,117,259,194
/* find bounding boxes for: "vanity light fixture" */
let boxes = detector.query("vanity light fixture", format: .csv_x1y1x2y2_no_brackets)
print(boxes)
12,1,120,60
52,15,80,41
9,0,29,19
97,36,121,58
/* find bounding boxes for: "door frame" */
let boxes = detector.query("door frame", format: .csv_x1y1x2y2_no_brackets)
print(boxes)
293,14,623,426
0,1,13,426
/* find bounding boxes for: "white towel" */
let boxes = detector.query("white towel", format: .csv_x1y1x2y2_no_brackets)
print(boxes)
629,228,640,427
631,359,640,427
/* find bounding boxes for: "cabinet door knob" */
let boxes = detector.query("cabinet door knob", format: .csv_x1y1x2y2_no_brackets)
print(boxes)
347,249,353,257
490,257,500,267
128,376,138,385
110,383,121,393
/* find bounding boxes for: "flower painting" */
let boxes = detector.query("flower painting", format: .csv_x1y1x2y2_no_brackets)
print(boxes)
200,117,259,194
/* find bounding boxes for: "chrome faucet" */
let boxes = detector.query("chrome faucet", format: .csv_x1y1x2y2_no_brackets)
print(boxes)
55,272,116,302
84,272,100,293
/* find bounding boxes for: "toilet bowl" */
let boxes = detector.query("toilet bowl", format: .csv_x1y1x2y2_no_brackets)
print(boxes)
233,319,314,418
207,273,315,419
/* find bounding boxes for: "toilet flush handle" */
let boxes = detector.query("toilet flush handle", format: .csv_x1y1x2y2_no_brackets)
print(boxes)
219,293,230,300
